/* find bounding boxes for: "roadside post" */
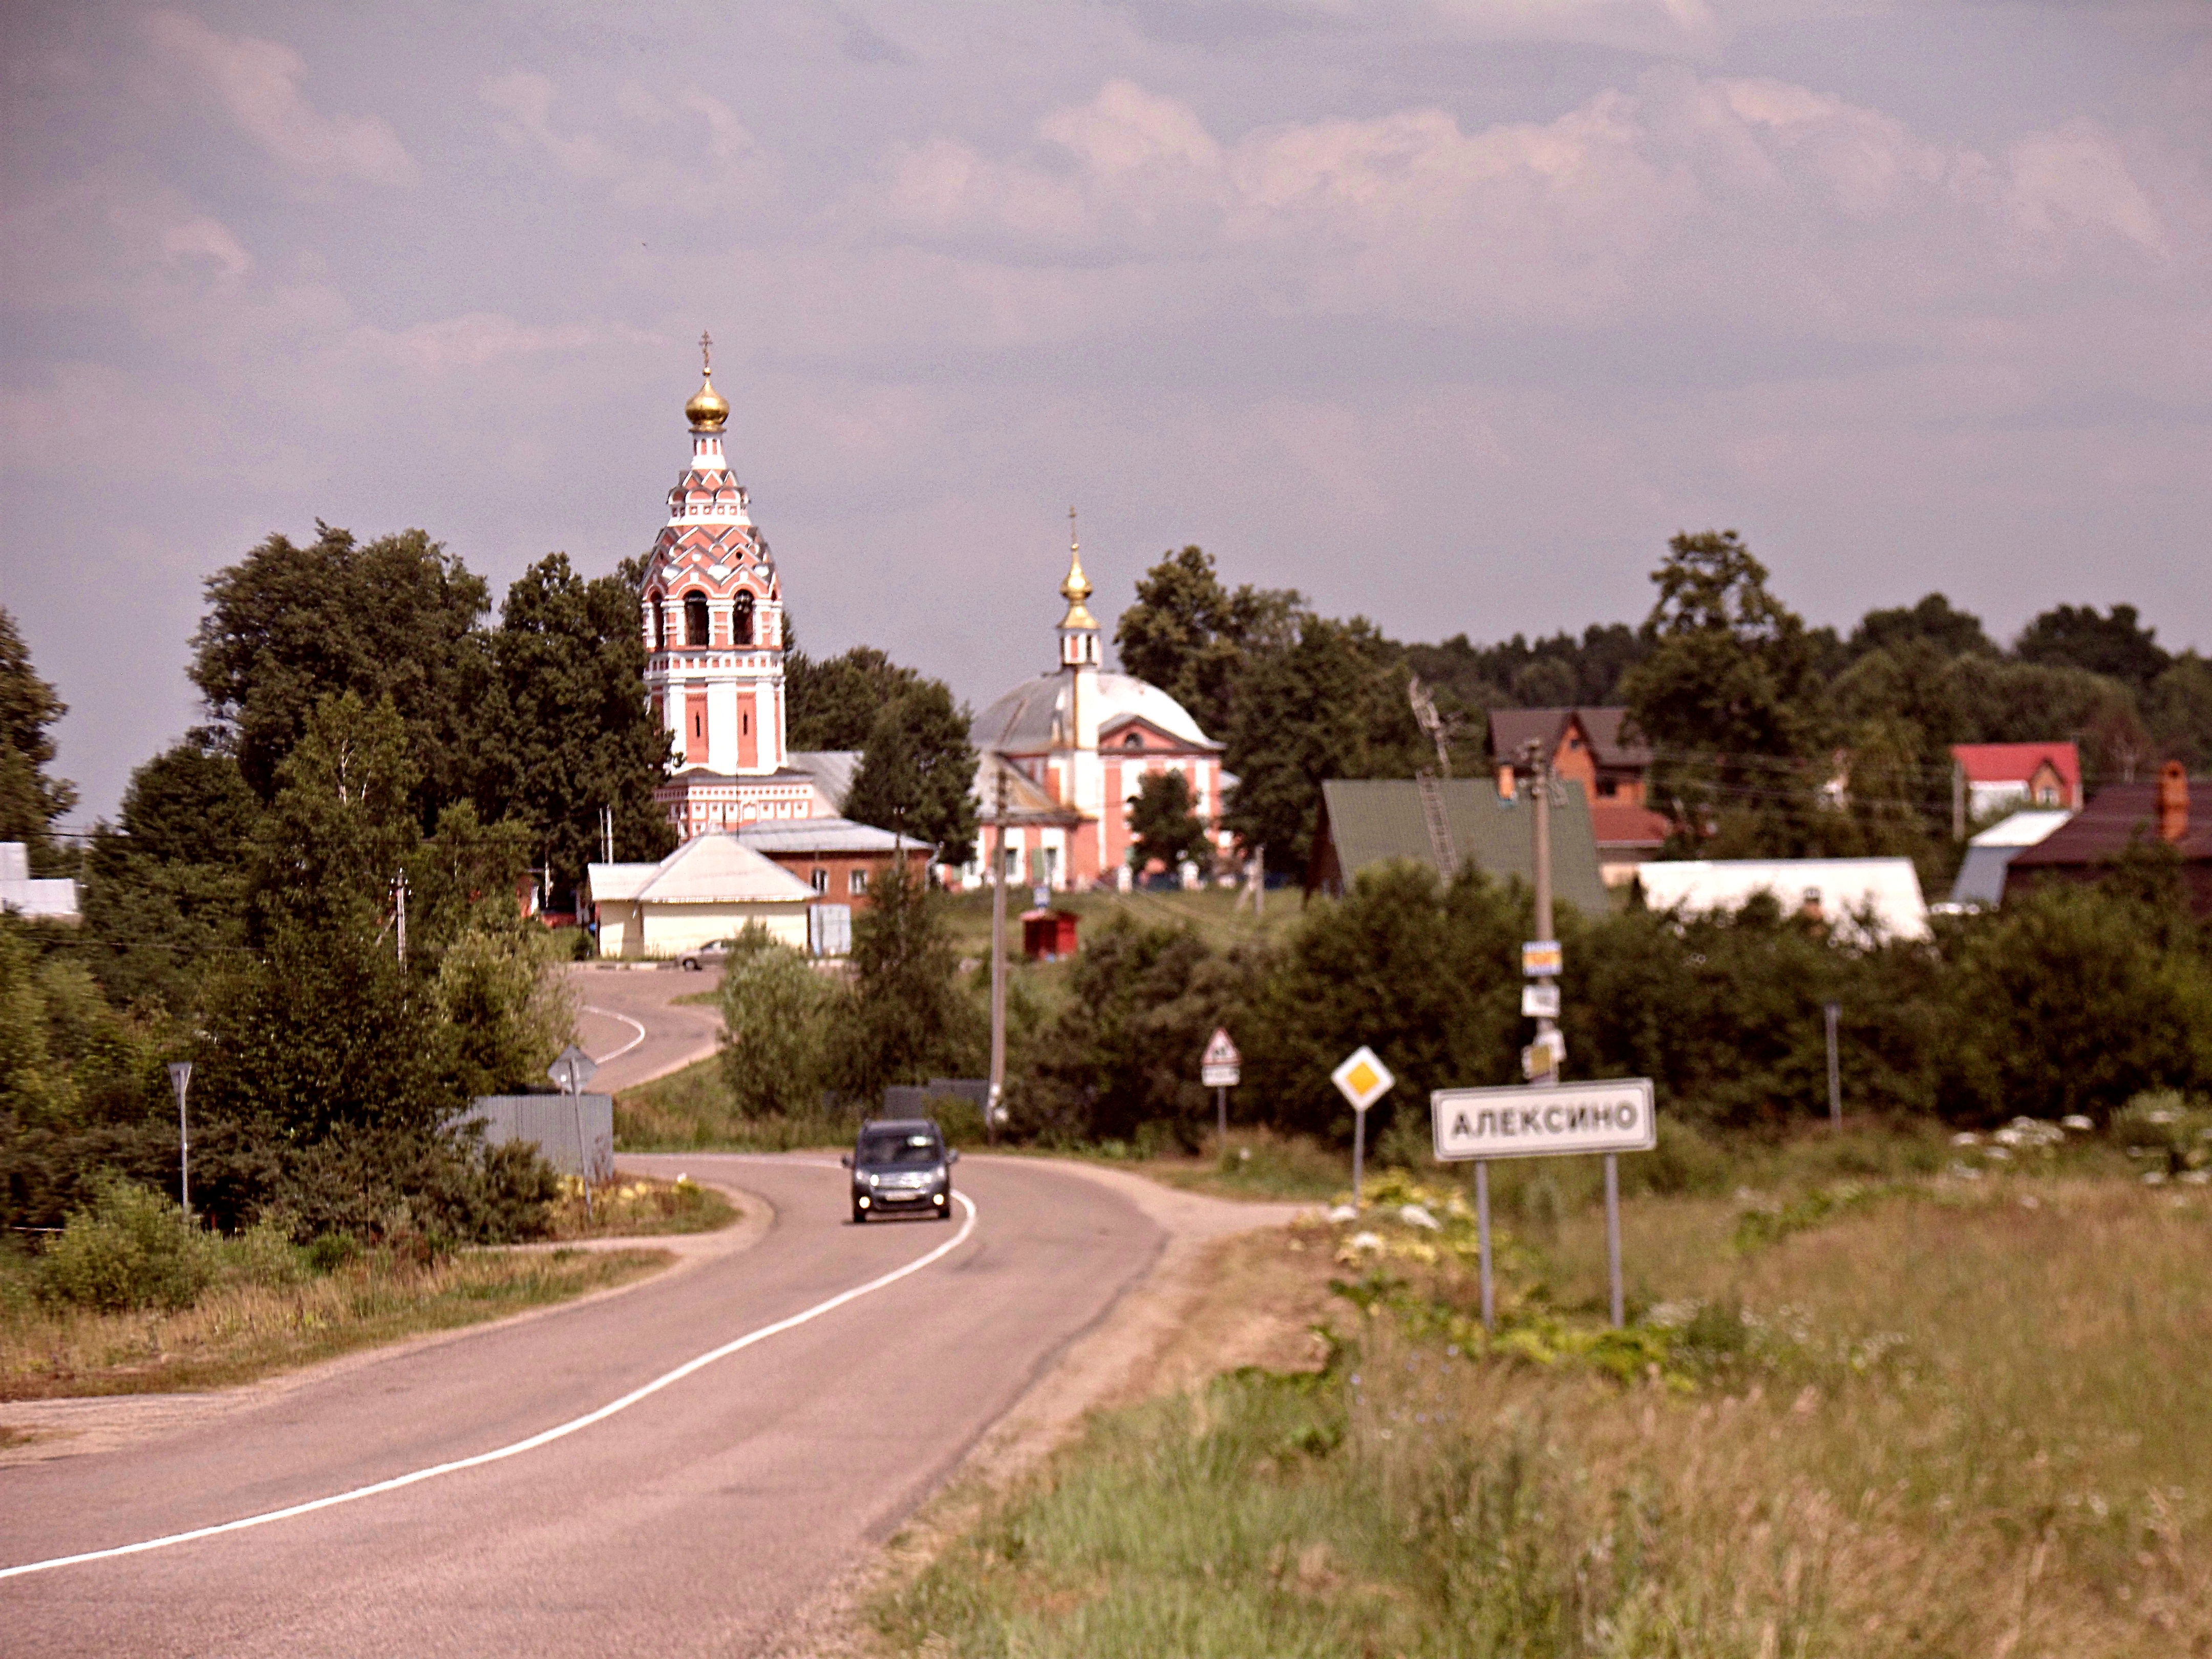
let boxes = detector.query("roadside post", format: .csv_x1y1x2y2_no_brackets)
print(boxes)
1431,1078,1656,1330
1201,1027,1242,1145
548,1044,600,1220
1331,1046,1395,1207
167,1061,193,1222
1823,1001,1842,1129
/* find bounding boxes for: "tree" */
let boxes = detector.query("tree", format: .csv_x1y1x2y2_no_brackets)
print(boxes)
845,681,979,867
191,524,491,809
79,736,260,1012
245,691,422,941
1846,593,1994,663
1618,530,1830,851
1113,546,1301,741
0,607,77,870
717,926,834,1117
1126,770,1211,879
2015,603,2170,693
831,856,984,1102
470,553,674,905
2147,655,2212,772
786,644,924,752
1408,623,1651,719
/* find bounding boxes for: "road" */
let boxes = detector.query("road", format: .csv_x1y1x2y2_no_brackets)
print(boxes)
569,962,726,1094
0,1153,1167,1655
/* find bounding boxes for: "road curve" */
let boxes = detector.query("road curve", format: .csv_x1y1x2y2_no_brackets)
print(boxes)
569,963,726,1094
0,1154,1163,1657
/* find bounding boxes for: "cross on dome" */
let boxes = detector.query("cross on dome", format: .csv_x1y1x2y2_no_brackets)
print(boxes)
686,330,729,432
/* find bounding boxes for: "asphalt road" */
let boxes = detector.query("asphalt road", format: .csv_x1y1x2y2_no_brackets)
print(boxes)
570,963,726,1095
0,1154,1164,1656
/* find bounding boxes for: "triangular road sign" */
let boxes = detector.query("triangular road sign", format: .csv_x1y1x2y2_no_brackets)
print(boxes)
548,1044,599,1093
1202,1027,1241,1068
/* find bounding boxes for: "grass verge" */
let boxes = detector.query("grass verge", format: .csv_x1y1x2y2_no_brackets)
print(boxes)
873,1165,2210,1656
615,1053,860,1151
1,1246,670,1400
542,1171,737,1239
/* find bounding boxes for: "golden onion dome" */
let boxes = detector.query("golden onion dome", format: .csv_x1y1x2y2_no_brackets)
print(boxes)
1059,516,1097,630
686,371,729,432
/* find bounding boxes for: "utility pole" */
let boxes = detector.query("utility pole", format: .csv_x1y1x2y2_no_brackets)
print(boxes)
394,873,409,966
988,764,1010,1147
603,804,615,865
1951,761,1965,842
167,1062,193,1222
1824,1001,1843,1129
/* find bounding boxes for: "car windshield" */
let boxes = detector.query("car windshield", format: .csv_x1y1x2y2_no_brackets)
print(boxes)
857,1134,943,1168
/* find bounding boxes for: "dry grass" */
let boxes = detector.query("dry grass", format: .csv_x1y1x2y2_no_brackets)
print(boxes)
874,1172,2211,1657
0,1246,669,1400
542,1171,737,1239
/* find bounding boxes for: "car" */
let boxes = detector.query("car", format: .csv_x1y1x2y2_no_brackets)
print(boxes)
841,1118,958,1223
676,939,738,971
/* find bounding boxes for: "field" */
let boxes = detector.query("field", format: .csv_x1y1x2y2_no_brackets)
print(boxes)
873,1132,2212,1657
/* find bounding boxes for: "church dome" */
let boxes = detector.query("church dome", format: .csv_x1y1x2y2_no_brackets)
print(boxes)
975,671,1218,754
686,371,729,432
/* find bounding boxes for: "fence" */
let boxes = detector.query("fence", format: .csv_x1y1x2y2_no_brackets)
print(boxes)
466,1093,614,1182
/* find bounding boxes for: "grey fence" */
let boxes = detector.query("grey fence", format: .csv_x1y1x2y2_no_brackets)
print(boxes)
881,1078,989,1120
467,1093,614,1182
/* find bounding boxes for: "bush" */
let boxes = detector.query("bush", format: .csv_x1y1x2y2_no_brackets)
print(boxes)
718,926,836,1117
40,1177,220,1311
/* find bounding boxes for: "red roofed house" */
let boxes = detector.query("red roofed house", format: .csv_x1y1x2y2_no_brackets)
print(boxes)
1951,742,2083,818
2005,762,2212,914
1488,707,1671,885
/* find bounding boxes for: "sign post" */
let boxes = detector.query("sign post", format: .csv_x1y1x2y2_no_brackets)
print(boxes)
1823,1001,1842,1129
1201,1028,1242,1144
167,1062,193,1221
1431,1077,1655,1329
548,1044,601,1220
1331,1046,1396,1207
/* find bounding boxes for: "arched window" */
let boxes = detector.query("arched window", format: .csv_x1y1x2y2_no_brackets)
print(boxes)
684,592,709,648
1122,731,1143,750
649,594,665,652
733,591,755,646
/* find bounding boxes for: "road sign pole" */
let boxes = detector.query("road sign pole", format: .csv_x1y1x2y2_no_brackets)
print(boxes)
1823,1001,1842,1129
988,771,1009,1147
1352,1106,1367,1208
1475,1159,1494,1331
1604,1152,1623,1329
167,1062,193,1222
1216,1086,1226,1146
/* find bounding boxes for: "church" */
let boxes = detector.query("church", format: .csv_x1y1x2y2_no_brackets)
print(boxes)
632,347,1233,892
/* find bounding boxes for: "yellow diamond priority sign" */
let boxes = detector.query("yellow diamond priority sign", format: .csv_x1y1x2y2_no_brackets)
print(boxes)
1331,1046,1395,1113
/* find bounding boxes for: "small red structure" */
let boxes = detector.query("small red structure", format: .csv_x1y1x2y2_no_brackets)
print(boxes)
1021,908,1079,962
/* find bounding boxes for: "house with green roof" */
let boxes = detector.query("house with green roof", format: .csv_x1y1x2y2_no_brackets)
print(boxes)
1303,778,1610,915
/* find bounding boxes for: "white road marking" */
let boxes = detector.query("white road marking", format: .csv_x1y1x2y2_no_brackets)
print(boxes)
579,1004,648,1063
2,1188,978,1580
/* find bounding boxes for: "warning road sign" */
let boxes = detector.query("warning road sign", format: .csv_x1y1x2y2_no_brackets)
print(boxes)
1331,1046,1395,1113
1201,1027,1242,1089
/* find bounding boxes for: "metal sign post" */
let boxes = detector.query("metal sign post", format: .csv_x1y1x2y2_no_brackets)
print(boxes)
548,1044,601,1220
1432,1077,1656,1329
167,1062,193,1221
1332,1046,1396,1208
1823,1001,1843,1129
1201,1028,1242,1144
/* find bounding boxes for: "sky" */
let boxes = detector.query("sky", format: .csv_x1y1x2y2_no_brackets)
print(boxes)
4,0,2208,822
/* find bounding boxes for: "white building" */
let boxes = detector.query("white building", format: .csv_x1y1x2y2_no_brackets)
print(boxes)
1636,857,1930,943
586,834,815,959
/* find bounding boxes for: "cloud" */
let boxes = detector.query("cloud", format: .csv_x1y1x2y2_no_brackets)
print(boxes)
143,11,417,187
866,67,2185,342
480,70,773,211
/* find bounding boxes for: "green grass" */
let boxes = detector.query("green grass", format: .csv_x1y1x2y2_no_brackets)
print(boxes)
542,1171,737,1239
1,1246,670,1399
615,1053,861,1151
876,1140,2211,1657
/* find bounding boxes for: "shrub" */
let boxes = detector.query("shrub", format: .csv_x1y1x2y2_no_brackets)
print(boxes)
40,1177,220,1311
718,926,836,1117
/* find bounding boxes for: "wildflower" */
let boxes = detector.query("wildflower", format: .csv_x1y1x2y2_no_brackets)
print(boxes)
1951,1132,1982,1147
2181,1171,2210,1186
2146,1107,2180,1126
1945,1162,1984,1181
1983,1146,2011,1161
2061,1115,2094,1132
2142,1169,2169,1186
1326,1203,1359,1224
1398,1203,1442,1231
1350,1231,1385,1253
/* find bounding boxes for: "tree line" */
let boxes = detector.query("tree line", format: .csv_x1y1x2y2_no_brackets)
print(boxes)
1114,534,2211,879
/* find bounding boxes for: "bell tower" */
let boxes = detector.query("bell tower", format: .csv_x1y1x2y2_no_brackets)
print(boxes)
642,336,814,838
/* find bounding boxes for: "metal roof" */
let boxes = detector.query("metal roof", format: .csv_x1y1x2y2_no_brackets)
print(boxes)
786,751,861,812
734,816,919,855
976,671,1219,753
1636,858,1929,942
1314,778,1610,915
587,834,816,907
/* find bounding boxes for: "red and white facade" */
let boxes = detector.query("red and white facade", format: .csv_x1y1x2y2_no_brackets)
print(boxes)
967,534,1236,889
645,350,825,839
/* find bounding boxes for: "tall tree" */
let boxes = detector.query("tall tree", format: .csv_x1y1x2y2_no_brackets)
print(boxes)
844,682,980,867
191,525,491,809
2015,603,2170,693
79,736,260,1012
1222,613,1423,874
0,608,77,870
786,644,924,752
1113,546,1301,741
471,552,674,903
1619,530,1830,850
1126,771,1213,879
831,855,984,1101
